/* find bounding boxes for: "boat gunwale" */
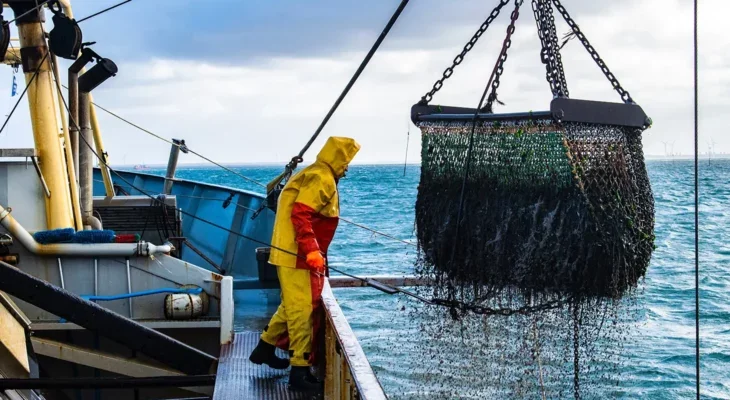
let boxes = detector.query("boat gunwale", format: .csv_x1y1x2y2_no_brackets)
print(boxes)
322,279,387,399
96,167,267,201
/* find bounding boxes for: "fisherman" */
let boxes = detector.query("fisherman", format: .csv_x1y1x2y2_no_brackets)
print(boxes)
249,136,361,391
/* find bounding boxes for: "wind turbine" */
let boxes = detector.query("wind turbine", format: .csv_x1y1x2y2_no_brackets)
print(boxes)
706,139,718,165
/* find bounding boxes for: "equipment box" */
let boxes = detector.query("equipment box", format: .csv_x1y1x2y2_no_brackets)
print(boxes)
255,247,280,287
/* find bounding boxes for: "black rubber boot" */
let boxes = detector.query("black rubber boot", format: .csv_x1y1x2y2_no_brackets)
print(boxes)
248,339,290,370
288,366,323,392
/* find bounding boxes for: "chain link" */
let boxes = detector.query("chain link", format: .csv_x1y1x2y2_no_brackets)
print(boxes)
546,1,569,96
484,0,524,113
419,0,511,105
551,0,634,104
532,0,568,98
431,296,568,316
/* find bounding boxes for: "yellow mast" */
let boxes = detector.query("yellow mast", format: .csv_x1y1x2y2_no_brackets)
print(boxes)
14,7,74,229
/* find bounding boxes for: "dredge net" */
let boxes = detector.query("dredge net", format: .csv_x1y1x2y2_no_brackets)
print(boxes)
416,118,654,304
406,118,654,398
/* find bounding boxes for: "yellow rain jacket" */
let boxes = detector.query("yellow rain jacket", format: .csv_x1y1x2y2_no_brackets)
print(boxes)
268,136,361,269
261,136,360,367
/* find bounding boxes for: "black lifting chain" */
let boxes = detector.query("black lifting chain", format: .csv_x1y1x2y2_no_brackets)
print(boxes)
418,0,512,105
532,0,568,98
431,296,568,317
483,0,524,113
552,0,634,104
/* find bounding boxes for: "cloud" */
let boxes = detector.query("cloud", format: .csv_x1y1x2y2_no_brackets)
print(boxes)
0,0,726,164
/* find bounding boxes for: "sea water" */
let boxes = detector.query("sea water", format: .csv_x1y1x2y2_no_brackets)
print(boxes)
148,160,729,399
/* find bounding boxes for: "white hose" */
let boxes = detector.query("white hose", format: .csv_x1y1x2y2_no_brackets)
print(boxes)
0,204,172,257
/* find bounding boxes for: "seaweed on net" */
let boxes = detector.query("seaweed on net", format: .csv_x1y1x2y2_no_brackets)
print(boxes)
402,118,654,398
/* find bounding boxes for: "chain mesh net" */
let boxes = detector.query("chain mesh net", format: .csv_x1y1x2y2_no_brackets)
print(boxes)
404,117,654,398
416,118,654,303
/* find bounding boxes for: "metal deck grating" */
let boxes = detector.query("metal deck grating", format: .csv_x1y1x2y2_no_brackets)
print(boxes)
213,331,312,400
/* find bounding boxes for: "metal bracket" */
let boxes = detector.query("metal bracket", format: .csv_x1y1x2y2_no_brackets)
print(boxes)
30,156,51,198
411,98,651,129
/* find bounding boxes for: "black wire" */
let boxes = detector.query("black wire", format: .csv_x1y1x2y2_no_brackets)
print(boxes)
77,0,132,23
3,0,53,26
403,121,410,176
693,0,700,397
64,87,416,246
71,92,266,188
0,52,48,135
294,0,410,160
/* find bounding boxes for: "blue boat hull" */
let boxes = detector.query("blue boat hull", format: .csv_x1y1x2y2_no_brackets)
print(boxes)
93,169,279,312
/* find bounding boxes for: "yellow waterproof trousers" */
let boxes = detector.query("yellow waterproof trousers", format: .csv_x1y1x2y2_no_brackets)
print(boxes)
260,266,324,367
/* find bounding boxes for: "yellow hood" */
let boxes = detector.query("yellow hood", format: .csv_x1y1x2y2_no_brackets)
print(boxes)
315,137,361,177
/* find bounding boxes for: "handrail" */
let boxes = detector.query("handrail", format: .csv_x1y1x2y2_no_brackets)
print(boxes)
322,280,387,399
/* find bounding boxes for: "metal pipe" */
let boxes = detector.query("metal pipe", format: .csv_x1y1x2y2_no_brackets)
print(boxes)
0,204,172,256
78,92,94,230
52,52,83,231
90,104,115,197
57,258,65,289
14,6,75,229
94,258,98,295
126,257,133,318
86,215,102,230
59,0,115,197
163,140,182,194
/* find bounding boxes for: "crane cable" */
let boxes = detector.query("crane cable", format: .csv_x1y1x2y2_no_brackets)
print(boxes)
693,0,700,397
71,91,416,247
266,0,411,193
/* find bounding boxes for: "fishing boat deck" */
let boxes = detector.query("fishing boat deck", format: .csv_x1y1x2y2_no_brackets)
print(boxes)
213,331,310,400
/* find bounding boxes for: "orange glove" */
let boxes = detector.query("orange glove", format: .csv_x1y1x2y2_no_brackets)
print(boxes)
305,251,325,273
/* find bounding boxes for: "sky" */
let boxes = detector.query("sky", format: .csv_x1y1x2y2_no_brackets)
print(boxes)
0,0,726,165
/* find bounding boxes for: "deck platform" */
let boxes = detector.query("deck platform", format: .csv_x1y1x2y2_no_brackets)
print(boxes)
213,331,312,400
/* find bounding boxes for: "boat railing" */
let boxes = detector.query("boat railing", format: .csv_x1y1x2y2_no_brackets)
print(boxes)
322,280,387,400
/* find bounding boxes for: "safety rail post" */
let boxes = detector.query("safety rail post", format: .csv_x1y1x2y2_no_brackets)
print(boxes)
163,139,187,195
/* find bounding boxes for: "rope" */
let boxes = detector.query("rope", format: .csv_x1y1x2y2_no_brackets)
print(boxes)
0,51,48,135
269,0,412,192
3,0,53,26
338,217,416,247
293,0,410,161
84,101,415,247
104,179,415,247
693,0,700,397
77,0,132,23
84,98,266,188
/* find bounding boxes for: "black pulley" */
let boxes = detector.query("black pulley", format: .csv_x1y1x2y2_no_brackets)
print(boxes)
0,14,9,63
49,11,82,60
